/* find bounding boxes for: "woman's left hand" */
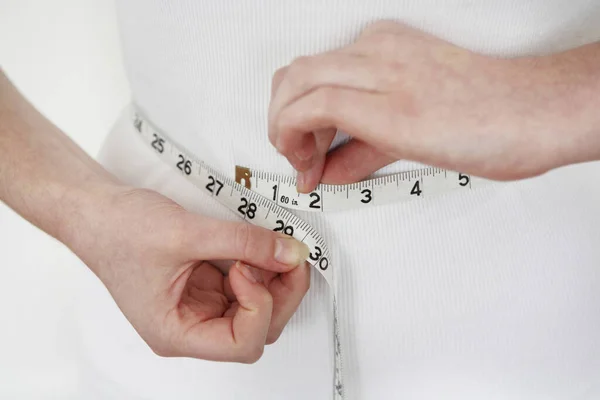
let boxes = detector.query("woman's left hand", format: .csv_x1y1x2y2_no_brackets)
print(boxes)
268,21,599,193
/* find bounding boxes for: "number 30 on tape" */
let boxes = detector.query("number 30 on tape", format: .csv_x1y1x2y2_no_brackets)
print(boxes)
131,105,491,400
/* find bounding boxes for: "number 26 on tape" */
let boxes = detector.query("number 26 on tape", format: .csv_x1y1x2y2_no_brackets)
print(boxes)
176,154,192,175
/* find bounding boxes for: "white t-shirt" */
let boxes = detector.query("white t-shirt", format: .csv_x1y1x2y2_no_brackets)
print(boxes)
76,1,600,399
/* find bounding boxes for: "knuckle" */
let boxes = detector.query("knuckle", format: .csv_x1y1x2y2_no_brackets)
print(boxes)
313,88,336,119
360,20,403,37
148,342,173,358
237,343,265,364
265,331,281,346
377,33,401,54
289,55,312,73
271,66,288,90
286,56,313,88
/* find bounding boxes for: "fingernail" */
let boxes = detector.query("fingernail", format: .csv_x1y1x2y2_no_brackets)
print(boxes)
274,237,310,266
236,262,258,284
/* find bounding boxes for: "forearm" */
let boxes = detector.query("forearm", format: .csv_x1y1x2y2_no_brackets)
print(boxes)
570,42,600,162
521,41,600,165
0,70,120,243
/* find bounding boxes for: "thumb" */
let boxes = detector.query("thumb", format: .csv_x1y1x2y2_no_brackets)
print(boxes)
184,216,310,273
321,139,396,184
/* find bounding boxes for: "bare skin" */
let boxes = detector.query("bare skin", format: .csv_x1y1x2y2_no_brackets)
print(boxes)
0,70,310,363
2,20,600,364
268,21,600,193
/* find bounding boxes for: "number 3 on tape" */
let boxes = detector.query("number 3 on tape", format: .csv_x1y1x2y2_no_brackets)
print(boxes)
132,104,493,400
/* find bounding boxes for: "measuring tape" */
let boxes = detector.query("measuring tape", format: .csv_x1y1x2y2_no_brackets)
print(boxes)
235,164,489,213
130,105,492,400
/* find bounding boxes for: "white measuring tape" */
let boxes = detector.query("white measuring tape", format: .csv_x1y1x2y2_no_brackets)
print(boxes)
130,105,491,400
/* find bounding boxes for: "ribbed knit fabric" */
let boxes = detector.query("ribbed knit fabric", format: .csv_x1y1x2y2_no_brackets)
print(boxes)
74,1,600,399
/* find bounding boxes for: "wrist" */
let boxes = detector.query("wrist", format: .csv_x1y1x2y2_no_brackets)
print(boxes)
54,173,126,251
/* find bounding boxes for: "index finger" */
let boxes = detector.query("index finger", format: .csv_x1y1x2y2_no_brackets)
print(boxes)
176,262,273,363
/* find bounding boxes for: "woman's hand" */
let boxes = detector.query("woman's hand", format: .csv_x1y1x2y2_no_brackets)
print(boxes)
64,183,310,363
0,70,310,364
269,21,600,192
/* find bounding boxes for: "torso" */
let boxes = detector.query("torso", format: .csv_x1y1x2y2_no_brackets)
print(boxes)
76,1,600,399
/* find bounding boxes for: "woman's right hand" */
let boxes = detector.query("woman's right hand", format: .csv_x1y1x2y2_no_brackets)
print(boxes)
63,183,310,363
1,70,310,364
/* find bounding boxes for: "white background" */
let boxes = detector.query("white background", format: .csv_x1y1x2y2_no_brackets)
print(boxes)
2,2,599,400
0,1,129,398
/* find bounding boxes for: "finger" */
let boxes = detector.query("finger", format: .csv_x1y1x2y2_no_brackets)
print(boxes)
352,21,443,60
265,261,311,345
223,302,239,318
184,217,310,273
270,66,288,100
321,139,397,184
223,275,236,302
177,262,273,363
223,262,310,346
270,53,394,130
175,262,229,323
271,65,320,176
224,267,277,303
359,20,409,37
228,262,273,361
185,260,227,293
275,86,412,159
295,128,336,193
269,54,399,165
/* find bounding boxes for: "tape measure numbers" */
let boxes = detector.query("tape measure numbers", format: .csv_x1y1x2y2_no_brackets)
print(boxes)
235,165,489,213
133,111,335,287
132,107,345,399
130,105,491,400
